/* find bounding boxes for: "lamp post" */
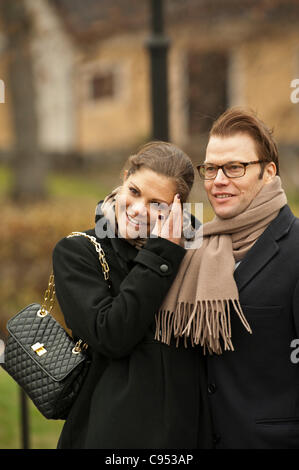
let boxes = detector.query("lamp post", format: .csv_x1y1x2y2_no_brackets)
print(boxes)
146,0,170,141
20,388,30,449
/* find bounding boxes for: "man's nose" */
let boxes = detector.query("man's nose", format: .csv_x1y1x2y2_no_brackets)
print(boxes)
214,168,229,184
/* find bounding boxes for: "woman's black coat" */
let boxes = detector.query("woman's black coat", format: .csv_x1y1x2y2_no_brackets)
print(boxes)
52,206,212,449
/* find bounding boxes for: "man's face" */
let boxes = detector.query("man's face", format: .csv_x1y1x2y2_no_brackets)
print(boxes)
204,133,276,219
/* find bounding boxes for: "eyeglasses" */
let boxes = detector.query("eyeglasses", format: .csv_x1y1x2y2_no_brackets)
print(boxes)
196,160,268,180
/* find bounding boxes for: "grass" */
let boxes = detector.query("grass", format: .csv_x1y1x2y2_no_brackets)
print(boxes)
0,162,122,201
0,369,64,449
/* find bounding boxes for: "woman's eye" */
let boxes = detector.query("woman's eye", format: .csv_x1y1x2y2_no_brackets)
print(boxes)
129,187,138,195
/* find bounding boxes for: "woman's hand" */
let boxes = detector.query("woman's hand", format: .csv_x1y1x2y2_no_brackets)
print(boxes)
151,194,183,246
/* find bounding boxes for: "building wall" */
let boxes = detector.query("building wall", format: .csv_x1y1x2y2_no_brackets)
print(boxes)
0,8,299,160
242,31,299,144
75,34,151,153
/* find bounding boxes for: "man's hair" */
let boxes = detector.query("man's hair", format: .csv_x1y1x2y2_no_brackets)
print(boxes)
209,107,280,176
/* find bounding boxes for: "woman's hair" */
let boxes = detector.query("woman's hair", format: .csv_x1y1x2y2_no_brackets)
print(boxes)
125,141,194,203
209,107,280,176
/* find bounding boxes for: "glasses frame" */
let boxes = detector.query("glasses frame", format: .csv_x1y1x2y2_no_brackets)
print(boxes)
196,160,268,180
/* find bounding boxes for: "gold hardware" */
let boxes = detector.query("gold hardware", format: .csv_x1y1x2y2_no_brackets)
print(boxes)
72,339,88,355
31,342,47,356
40,273,56,316
36,232,106,359
67,232,110,281
37,308,48,318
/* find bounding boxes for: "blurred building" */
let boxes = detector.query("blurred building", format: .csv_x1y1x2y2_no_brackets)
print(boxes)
0,0,299,179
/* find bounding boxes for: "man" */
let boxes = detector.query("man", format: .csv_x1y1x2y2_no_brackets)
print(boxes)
198,108,299,449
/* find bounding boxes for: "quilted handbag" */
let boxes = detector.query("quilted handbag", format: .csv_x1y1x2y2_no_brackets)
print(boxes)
1,232,110,420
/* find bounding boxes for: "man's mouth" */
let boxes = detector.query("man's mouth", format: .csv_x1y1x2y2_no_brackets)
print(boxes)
213,193,235,199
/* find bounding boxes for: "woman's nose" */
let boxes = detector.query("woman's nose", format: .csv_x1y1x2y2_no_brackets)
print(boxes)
129,201,148,216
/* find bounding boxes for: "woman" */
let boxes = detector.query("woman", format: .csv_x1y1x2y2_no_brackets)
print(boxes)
53,141,212,449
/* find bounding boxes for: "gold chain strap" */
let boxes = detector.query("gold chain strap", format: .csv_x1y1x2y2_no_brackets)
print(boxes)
38,232,110,353
67,232,110,281
39,273,56,317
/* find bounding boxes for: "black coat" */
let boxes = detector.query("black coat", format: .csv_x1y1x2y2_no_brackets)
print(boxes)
207,205,299,449
52,208,212,449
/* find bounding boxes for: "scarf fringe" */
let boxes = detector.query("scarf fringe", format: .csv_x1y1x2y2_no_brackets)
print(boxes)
155,299,252,354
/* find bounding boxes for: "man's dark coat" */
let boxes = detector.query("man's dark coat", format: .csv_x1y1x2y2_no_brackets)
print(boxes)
207,205,299,449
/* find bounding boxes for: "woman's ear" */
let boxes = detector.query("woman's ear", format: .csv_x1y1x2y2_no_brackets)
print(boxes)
123,170,128,181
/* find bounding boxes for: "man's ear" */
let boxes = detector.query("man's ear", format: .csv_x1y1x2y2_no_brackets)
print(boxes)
263,162,277,184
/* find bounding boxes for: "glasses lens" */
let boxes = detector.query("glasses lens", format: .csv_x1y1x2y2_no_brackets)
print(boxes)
199,164,217,179
224,163,245,178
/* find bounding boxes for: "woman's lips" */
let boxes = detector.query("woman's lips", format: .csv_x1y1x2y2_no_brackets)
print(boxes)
126,211,147,227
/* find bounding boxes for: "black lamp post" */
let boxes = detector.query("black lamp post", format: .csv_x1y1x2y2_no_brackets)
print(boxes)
146,0,170,141
20,388,30,448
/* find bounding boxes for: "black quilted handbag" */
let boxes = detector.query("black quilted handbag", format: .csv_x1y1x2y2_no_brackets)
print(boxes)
1,232,110,420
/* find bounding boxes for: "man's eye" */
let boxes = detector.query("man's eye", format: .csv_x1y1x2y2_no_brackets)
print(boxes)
227,164,242,170
206,166,216,172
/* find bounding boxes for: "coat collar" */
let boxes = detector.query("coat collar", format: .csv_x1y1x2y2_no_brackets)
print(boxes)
234,205,296,292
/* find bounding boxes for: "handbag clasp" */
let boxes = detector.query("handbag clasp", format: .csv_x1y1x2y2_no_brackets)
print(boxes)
31,342,47,356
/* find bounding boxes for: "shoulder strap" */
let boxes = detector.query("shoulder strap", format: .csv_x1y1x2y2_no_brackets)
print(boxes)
66,231,110,281
40,231,110,317
38,231,111,353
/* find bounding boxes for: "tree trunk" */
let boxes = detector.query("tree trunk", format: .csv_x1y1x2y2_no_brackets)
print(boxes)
1,0,47,202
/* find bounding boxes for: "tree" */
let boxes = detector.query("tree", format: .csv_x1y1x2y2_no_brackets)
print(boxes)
0,0,47,202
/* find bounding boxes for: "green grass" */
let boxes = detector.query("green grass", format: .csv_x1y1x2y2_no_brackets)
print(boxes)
0,369,64,449
0,163,121,201
0,165,12,197
47,171,109,200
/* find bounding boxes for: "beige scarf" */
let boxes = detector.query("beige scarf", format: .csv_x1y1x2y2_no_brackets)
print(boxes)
155,176,287,354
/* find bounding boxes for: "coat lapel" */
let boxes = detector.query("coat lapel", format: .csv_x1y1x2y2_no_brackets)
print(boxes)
234,205,295,292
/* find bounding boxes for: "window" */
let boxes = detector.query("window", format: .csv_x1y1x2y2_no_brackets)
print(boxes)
90,72,114,100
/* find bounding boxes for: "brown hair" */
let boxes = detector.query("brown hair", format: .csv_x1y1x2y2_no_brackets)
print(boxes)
209,107,280,176
125,141,194,203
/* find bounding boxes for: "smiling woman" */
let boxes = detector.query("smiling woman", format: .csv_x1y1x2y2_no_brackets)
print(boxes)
95,141,195,245
114,141,194,243
52,140,212,449
116,168,178,240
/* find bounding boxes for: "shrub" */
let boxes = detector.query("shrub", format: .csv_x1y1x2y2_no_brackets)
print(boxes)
0,197,99,334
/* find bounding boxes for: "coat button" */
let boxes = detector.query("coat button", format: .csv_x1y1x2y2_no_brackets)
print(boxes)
159,264,169,273
208,383,217,394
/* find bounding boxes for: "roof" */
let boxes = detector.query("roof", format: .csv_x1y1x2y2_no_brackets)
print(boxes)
51,0,299,44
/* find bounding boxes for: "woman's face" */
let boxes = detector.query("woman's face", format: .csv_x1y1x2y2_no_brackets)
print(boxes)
115,167,177,240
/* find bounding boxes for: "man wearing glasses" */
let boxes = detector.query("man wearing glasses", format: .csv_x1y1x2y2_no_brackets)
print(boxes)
196,108,299,449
